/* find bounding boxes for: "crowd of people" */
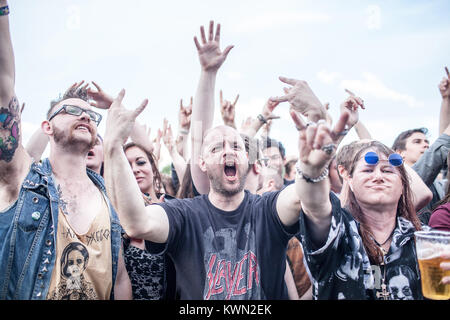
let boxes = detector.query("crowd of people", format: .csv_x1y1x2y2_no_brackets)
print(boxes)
1,1,449,300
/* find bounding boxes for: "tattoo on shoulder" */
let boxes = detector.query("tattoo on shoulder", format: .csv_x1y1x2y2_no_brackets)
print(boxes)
0,96,21,162
57,185,70,215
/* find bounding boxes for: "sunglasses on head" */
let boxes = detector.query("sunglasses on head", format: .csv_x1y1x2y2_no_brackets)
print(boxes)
48,104,102,126
364,151,403,167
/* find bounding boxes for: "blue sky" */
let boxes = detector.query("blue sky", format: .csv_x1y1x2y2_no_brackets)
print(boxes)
9,0,450,166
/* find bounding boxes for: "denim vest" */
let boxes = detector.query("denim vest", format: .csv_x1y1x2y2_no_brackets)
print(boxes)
0,158,122,300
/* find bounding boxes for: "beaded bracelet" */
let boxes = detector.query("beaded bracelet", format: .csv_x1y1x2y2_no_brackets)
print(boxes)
0,5,9,16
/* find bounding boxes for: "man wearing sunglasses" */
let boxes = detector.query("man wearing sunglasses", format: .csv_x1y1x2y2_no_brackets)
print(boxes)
0,4,131,300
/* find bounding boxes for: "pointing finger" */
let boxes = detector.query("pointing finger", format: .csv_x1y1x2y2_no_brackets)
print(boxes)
279,76,298,86
270,94,291,103
345,88,356,97
133,99,148,118
290,108,307,131
233,94,240,106
331,110,350,140
112,89,126,108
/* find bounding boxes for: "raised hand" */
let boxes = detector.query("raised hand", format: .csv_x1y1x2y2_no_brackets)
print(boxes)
152,125,164,164
261,99,281,122
87,81,114,109
162,119,175,153
261,119,273,137
130,122,154,154
341,89,365,127
104,89,148,145
66,80,89,94
240,116,253,133
270,77,326,123
194,20,234,72
220,90,239,128
291,107,350,175
439,67,450,99
179,97,193,131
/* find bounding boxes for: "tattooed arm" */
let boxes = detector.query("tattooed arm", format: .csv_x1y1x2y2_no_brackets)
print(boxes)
0,1,32,208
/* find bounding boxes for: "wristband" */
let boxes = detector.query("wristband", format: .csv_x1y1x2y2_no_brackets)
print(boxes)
0,5,9,16
295,162,329,183
257,114,267,124
179,128,189,135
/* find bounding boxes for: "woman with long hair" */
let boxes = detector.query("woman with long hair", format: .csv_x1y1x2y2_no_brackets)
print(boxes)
294,124,425,299
122,142,176,300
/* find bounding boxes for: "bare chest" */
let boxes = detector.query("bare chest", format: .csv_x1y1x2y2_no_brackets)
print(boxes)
57,183,104,234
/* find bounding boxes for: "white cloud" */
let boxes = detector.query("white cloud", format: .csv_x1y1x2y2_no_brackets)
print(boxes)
365,5,382,30
340,72,423,108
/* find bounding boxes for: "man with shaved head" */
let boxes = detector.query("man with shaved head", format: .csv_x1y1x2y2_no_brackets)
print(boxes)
103,21,357,300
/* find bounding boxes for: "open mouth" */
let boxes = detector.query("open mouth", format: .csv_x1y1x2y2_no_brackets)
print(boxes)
224,160,237,180
87,150,95,157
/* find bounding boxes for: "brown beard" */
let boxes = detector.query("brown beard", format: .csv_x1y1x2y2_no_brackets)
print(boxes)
53,124,96,154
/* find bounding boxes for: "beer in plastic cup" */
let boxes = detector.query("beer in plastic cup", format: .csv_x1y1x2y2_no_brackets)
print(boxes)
414,230,450,300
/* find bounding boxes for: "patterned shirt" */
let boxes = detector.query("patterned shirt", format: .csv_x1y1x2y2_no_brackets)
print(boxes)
298,192,425,300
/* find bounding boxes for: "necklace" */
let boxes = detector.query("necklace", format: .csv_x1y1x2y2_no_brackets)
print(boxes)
373,228,395,255
376,260,390,300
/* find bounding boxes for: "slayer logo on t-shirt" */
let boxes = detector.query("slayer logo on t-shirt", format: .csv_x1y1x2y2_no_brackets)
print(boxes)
202,224,261,300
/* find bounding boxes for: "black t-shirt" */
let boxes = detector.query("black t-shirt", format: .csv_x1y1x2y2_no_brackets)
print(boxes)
158,190,299,300
297,192,425,300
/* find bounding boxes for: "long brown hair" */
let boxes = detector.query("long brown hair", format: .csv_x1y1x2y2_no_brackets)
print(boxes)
346,140,422,264
176,164,195,199
123,142,162,198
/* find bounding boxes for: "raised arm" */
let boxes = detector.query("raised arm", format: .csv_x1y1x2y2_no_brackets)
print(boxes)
0,1,14,105
404,163,433,211
438,67,450,135
219,90,239,129
162,118,187,183
277,109,351,246
342,89,371,140
270,77,327,123
176,97,192,159
25,126,48,162
239,99,280,138
0,2,32,203
190,20,233,194
103,90,169,243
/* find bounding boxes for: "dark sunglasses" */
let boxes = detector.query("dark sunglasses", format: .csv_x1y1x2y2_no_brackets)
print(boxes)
48,104,102,126
364,151,403,167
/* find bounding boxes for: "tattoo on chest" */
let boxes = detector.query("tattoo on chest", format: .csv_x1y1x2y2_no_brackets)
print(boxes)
0,96,21,162
57,185,71,215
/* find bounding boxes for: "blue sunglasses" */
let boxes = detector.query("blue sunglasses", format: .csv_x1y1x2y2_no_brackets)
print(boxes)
364,151,403,167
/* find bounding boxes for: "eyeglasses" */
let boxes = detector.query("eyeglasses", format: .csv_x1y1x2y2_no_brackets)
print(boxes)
48,104,102,126
364,151,403,167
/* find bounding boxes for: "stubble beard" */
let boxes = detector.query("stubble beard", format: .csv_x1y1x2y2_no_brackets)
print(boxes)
53,125,96,155
208,167,249,197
